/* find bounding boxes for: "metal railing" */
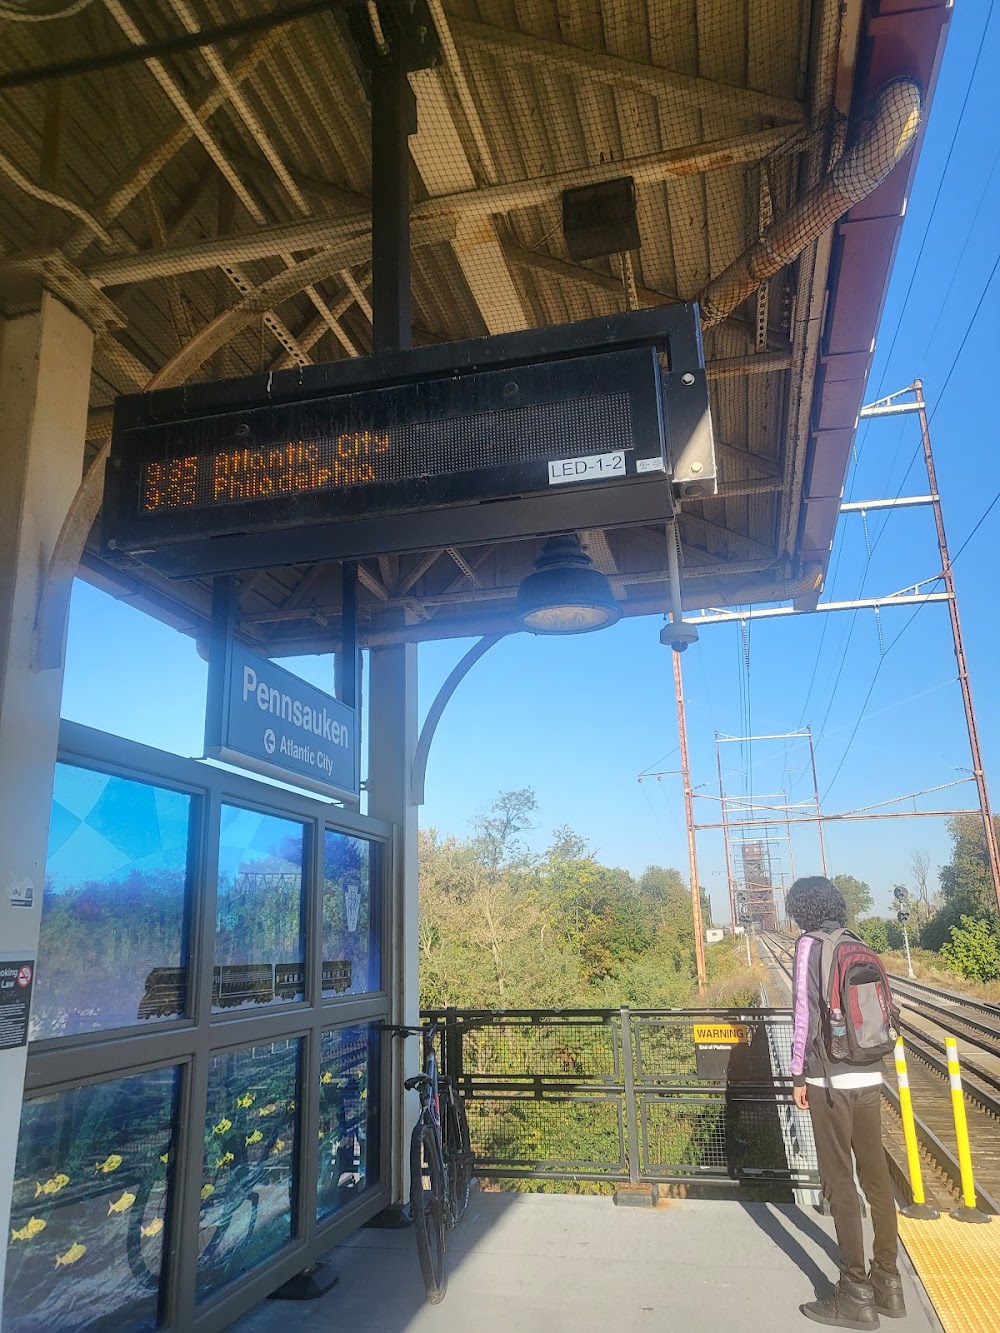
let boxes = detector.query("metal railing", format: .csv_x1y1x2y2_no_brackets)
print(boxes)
424,1007,820,1190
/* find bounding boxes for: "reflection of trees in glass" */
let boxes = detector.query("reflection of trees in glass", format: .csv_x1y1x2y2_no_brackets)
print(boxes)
5,1069,178,1332
196,1040,300,1304
322,832,377,995
214,808,305,1007
32,867,189,1038
317,1025,377,1220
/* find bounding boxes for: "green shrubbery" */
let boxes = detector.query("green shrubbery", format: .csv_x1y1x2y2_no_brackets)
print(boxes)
940,914,1000,982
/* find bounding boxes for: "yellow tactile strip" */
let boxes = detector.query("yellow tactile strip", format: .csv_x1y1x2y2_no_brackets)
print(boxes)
898,1213,1000,1333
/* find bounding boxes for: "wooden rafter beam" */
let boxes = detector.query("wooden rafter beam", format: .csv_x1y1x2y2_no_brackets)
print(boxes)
452,19,806,125
85,126,799,286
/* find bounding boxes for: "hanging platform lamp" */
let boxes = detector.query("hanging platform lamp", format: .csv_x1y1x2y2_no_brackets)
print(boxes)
515,533,621,634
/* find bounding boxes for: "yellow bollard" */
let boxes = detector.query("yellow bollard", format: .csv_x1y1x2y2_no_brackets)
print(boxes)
893,1039,938,1218
945,1036,990,1223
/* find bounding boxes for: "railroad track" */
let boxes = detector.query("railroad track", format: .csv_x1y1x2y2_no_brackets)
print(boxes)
756,932,1000,1214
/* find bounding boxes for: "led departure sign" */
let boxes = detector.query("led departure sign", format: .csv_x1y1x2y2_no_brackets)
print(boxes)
141,431,394,514
102,306,715,577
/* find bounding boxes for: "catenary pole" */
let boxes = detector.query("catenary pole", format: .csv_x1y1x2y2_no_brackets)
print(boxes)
913,383,1000,913
674,650,707,993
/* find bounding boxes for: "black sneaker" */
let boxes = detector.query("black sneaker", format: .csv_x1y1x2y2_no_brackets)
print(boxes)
869,1262,906,1319
801,1277,880,1329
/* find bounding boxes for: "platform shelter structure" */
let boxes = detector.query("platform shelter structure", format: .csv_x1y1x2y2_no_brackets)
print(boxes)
0,2,950,1329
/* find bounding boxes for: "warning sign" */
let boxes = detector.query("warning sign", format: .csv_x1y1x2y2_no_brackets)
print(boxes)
693,1023,749,1045
694,1022,750,1081
0,958,34,1051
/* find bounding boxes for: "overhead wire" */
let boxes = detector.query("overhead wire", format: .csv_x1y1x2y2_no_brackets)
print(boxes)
819,602,928,803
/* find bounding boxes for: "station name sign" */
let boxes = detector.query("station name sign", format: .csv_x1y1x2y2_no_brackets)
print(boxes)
206,642,358,801
101,307,715,578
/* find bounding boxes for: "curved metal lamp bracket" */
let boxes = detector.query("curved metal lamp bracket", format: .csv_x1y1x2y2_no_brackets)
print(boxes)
409,633,505,805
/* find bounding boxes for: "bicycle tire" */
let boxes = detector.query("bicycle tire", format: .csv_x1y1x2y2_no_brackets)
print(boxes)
442,1088,473,1226
409,1119,448,1303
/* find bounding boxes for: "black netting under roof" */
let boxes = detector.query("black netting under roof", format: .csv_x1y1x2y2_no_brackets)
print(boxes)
0,0,936,650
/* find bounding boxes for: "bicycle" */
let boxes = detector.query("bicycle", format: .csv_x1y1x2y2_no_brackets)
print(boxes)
381,1019,473,1303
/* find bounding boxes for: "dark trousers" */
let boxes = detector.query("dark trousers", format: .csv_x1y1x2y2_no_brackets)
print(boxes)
809,1083,898,1283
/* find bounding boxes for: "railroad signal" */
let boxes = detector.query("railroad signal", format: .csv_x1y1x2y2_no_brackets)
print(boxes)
897,910,910,924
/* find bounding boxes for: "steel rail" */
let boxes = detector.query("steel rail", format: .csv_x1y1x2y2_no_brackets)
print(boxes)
887,971,1000,1019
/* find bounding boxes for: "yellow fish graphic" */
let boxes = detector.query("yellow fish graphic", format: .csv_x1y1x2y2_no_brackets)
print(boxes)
320,1071,333,1085
287,1100,295,1111
200,1184,215,1201
159,1153,169,1164
10,1217,46,1242
34,1173,69,1198
236,1093,255,1109
245,1130,263,1147
270,1139,285,1156
215,1152,235,1169
108,1191,136,1215
140,1217,164,1239
212,1118,232,1136
96,1155,122,1174
54,1243,86,1268
257,1103,278,1117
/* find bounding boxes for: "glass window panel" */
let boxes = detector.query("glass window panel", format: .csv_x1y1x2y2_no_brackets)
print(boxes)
215,807,305,1011
322,832,379,996
33,763,194,1039
4,1067,180,1332
317,1025,380,1222
196,1039,300,1304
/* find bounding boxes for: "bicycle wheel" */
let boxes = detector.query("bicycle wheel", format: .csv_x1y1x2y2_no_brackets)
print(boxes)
442,1087,473,1226
409,1119,447,1303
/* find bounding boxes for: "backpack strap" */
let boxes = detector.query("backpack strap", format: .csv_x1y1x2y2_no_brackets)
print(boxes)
814,927,847,1007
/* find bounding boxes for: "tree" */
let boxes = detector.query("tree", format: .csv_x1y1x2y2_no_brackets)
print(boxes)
922,815,1000,951
938,814,999,918
856,917,889,953
547,825,592,862
472,788,537,878
831,874,873,927
909,849,933,927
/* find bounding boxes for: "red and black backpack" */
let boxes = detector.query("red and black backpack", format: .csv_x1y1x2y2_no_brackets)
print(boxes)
809,928,900,1064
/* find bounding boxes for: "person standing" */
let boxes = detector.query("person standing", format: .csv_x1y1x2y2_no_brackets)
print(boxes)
786,876,905,1328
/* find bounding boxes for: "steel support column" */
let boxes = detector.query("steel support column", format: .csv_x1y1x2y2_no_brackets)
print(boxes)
371,47,415,352
0,294,94,1310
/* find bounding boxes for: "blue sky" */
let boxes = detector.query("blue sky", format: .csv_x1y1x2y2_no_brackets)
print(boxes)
61,0,1000,928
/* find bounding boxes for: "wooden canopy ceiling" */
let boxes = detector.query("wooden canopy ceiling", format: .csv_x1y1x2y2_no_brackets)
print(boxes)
0,0,950,653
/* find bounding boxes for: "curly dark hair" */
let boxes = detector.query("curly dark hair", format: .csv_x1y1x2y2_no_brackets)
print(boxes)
785,876,848,932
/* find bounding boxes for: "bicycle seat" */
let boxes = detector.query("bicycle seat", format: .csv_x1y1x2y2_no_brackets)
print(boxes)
404,1074,431,1091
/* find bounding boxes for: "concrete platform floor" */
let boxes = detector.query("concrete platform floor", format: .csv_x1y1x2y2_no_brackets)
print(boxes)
227,1191,943,1333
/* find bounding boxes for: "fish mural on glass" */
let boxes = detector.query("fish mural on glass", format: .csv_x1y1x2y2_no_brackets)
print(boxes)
245,1130,263,1147
200,1184,215,1201
54,1243,87,1268
211,1117,232,1136
95,1155,123,1174
320,1071,333,1085
270,1139,285,1156
10,1217,46,1243
257,1103,278,1117
34,1173,69,1198
140,1218,165,1239
236,1093,255,1108
108,1191,137,1215
214,1152,235,1169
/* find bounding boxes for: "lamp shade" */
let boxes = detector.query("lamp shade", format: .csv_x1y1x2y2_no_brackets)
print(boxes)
515,534,621,634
